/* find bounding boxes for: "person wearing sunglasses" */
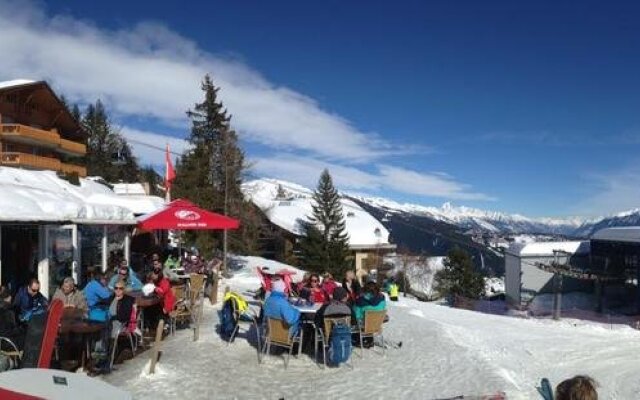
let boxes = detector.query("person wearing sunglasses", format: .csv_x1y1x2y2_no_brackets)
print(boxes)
107,263,142,292
303,273,327,304
13,278,48,322
109,280,136,340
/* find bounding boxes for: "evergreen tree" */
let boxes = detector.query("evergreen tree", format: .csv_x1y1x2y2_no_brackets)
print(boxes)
434,247,485,300
172,75,258,258
299,169,351,276
82,100,140,182
139,165,164,197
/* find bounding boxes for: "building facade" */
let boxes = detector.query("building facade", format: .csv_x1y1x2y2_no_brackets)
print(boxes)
0,80,87,177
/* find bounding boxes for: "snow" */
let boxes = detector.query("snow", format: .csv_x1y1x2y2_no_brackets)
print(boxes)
506,241,590,257
242,179,391,247
112,183,147,196
0,167,164,222
485,277,505,297
387,255,445,299
0,79,36,90
104,254,640,399
591,227,640,243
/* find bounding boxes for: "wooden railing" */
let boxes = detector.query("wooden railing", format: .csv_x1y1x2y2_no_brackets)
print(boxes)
0,152,87,177
1,124,60,146
0,124,86,156
60,163,87,177
0,152,62,171
59,138,87,155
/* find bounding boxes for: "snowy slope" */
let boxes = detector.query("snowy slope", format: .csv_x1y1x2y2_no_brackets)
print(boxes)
242,179,391,246
105,254,640,400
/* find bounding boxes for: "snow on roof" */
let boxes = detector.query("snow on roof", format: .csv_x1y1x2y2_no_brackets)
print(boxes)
0,167,164,223
507,241,590,257
112,183,147,196
591,227,640,243
0,79,37,90
242,178,391,247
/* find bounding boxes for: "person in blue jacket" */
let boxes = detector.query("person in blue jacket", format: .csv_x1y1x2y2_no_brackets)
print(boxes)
13,278,48,322
84,270,113,321
263,279,300,337
108,265,142,292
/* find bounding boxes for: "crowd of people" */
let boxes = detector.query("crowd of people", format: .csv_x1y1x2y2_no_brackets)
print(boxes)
260,269,390,349
0,247,220,373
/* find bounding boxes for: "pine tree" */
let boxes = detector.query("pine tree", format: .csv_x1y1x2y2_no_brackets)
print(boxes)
172,75,258,258
434,247,485,300
299,169,351,276
82,100,140,182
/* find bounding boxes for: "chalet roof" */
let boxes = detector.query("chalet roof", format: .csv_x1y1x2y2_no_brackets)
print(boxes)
0,79,86,139
591,227,640,243
506,241,590,257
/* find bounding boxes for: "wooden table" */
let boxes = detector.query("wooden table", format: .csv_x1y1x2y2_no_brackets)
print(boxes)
59,319,106,371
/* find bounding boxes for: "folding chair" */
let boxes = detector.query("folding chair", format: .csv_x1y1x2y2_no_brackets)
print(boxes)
109,305,141,370
316,316,351,368
0,337,22,369
260,318,303,369
357,310,386,357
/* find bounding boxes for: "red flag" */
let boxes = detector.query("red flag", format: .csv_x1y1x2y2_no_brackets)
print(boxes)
164,143,176,191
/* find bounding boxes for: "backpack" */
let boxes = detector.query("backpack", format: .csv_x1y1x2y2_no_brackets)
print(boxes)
328,322,352,365
220,300,237,338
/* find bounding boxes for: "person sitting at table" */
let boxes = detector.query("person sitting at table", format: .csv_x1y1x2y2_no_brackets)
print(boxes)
342,270,361,305
353,280,387,324
314,287,355,329
109,279,136,339
108,264,143,292
151,262,176,316
263,280,300,337
53,277,88,315
13,278,48,322
295,272,310,296
301,273,327,304
321,273,338,299
0,286,25,351
84,270,113,322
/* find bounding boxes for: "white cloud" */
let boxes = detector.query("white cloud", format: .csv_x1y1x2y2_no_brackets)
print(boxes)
254,154,493,201
119,127,189,167
0,0,407,162
0,0,492,203
574,164,640,216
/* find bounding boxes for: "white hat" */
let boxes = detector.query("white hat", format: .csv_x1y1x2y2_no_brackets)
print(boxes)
272,280,286,293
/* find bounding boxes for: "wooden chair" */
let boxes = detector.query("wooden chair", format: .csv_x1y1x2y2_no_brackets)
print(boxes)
315,316,351,368
168,285,187,335
260,318,302,369
357,310,386,357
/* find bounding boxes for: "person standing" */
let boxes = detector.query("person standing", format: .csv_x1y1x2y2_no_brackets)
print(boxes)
0,286,24,351
342,270,362,304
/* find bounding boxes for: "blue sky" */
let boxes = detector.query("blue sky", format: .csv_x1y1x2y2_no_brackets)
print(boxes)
1,1,639,217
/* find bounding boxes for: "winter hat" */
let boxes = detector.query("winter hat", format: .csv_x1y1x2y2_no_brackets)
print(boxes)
272,279,286,293
333,287,348,301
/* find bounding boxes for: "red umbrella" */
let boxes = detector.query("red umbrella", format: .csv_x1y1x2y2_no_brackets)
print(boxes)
138,199,240,230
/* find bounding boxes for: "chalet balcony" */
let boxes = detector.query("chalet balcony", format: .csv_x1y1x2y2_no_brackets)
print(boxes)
0,152,61,171
59,138,87,156
0,124,86,156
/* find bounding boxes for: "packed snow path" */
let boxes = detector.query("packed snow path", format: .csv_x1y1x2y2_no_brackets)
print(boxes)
104,262,640,399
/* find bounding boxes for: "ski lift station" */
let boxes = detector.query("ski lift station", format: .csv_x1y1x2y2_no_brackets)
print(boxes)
505,227,640,314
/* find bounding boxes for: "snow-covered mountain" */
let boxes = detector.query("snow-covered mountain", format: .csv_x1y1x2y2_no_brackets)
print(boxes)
243,177,640,239
350,195,591,236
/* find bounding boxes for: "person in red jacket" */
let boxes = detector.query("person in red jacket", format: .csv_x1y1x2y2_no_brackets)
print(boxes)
304,273,327,304
321,273,338,299
152,261,175,315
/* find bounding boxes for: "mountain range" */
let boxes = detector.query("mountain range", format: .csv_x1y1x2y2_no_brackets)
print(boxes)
243,178,640,273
